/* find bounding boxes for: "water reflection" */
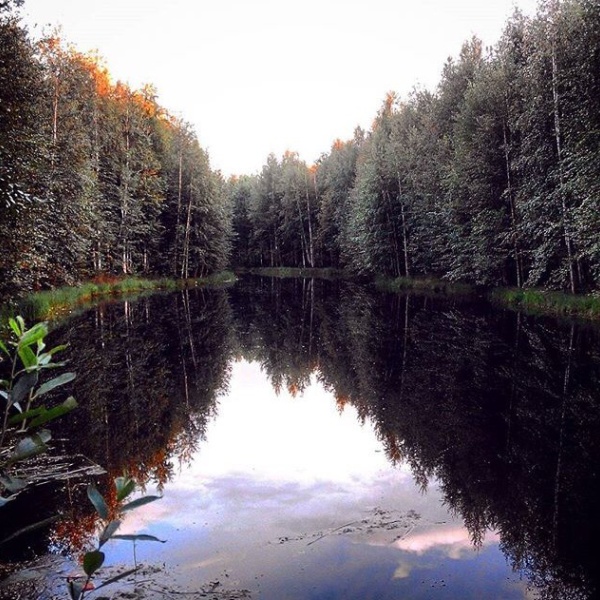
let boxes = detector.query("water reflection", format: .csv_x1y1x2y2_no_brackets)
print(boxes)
105,359,528,600
2,277,600,599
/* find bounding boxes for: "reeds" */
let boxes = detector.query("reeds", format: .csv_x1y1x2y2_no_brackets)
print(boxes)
20,273,236,321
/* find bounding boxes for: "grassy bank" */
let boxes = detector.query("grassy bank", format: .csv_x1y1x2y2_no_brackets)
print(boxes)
239,267,348,279
375,275,600,321
489,287,600,320
374,275,476,296
19,272,237,321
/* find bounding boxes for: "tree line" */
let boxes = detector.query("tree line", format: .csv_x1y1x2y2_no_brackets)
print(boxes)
2,0,599,294
229,0,600,292
1,0,230,294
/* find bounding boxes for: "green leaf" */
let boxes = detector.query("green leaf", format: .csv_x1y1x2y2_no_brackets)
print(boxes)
9,431,51,463
39,361,67,370
83,550,105,577
29,397,77,428
99,520,121,547
87,484,109,520
111,534,166,543
0,339,9,356
33,372,76,399
18,322,48,349
0,515,59,546
9,372,38,407
115,477,135,502
68,579,84,600
37,353,52,366
48,344,68,356
0,495,16,507
121,495,162,512
8,405,45,426
8,317,22,337
18,344,37,370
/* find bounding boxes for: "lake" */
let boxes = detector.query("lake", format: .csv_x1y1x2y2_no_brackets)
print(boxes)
2,276,600,599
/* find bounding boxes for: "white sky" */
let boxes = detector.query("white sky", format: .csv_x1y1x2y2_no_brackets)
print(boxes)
20,0,539,176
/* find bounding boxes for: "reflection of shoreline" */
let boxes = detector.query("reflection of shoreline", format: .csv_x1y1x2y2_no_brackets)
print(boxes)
9,277,598,599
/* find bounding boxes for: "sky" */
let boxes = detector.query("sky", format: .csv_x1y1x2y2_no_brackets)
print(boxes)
20,0,539,176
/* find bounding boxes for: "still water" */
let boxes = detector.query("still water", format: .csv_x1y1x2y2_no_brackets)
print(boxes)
104,359,529,599
3,276,600,599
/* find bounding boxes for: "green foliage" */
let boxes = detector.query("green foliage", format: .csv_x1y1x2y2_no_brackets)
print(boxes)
491,287,600,319
226,0,600,296
245,267,346,279
0,24,230,295
375,275,475,296
0,316,77,510
18,274,235,322
2,0,600,299
68,476,164,600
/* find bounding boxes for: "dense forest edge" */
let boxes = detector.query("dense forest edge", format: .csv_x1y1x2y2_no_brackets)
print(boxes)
2,0,600,312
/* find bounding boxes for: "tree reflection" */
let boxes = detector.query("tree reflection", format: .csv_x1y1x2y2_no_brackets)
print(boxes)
50,288,233,486
230,277,600,599
3,277,600,598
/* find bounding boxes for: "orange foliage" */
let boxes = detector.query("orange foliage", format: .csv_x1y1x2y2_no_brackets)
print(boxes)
117,446,173,491
335,394,348,414
385,432,403,465
91,272,121,285
79,52,112,97
51,511,99,558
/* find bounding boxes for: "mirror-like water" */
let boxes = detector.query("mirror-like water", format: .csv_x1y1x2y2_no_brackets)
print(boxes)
2,276,600,599
105,359,529,599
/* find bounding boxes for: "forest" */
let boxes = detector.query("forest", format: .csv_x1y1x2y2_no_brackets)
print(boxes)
0,0,231,294
1,0,600,294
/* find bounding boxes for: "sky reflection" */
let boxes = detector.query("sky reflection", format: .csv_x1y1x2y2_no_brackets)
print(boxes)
108,359,534,599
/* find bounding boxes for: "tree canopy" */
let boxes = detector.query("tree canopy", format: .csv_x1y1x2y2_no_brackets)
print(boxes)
2,0,600,293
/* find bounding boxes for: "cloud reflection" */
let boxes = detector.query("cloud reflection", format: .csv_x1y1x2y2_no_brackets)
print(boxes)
394,526,500,557
113,359,515,598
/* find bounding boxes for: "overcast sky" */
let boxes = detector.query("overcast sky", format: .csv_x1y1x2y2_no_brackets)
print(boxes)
20,0,539,176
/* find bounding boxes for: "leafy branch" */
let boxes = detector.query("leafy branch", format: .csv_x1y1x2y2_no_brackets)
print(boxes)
68,476,164,600
0,316,77,508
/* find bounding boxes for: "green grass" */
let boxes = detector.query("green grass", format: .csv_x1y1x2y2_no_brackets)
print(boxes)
490,287,600,319
240,267,348,279
374,275,476,296
379,277,600,320
18,272,237,321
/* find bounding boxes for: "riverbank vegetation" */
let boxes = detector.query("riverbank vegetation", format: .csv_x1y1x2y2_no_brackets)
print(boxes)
2,0,600,315
490,287,600,319
18,272,236,321
239,267,346,279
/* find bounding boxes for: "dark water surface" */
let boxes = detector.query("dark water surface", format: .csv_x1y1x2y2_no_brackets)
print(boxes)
3,276,600,599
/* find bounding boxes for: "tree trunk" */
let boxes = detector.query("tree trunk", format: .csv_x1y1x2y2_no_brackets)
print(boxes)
502,119,522,287
398,179,410,278
120,101,131,274
304,173,315,268
181,179,193,279
551,37,576,293
173,149,183,276
383,189,402,277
